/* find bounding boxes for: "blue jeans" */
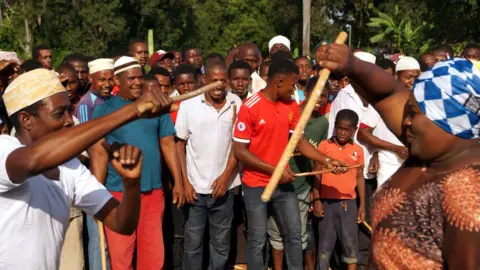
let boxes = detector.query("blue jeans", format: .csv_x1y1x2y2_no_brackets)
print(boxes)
183,191,234,270
242,183,303,270
86,215,110,270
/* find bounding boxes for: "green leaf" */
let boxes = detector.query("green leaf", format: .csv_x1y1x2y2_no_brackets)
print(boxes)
370,33,385,43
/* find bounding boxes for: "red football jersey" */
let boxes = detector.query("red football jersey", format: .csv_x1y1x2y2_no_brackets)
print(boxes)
233,92,300,187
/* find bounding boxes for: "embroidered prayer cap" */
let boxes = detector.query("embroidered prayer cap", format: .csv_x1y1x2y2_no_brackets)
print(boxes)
88,58,114,75
412,58,480,139
3,68,66,116
113,56,141,75
396,56,420,72
354,51,376,64
268,35,291,52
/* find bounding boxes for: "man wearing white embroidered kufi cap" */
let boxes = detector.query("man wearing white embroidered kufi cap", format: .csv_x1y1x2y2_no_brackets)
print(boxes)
268,35,291,58
395,56,421,89
89,55,184,270
0,67,173,270
74,58,114,124
74,57,116,270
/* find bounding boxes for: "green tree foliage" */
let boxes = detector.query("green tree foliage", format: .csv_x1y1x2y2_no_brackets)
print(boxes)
0,0,476,66
367,6,430,55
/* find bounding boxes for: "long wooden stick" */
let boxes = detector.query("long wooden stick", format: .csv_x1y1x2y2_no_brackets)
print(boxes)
144,81,222,111
295,164,362,177
261,32,348,202
98,221,107,270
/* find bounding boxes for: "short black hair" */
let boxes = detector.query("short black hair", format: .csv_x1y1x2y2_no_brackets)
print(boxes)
56,63,76,75
181,47,200,60
228,60,251,77
9,100,44,133
21,59,42,72
148,67,170,77
205,52,225,64
32,45,50,60
305,76,319,93
335,109,359,127
464,43,480,50
376,58,395,73
205,62,226,77
62,53,86,65
128,39,147,53
295,55,311,63
271,50,293,62
143,74,160,83
431,44,454,57
172,64,197,82
268,58,299,79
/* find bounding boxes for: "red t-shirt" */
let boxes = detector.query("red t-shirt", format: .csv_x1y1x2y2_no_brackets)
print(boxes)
169,101,182,124
233,92,300,187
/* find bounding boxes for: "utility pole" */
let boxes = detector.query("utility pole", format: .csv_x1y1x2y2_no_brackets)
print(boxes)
302,0,311,57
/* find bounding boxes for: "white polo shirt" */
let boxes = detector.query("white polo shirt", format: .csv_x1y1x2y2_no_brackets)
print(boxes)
0,135,112,270
175,92,242,194
363,106,406,186
327,84,374,179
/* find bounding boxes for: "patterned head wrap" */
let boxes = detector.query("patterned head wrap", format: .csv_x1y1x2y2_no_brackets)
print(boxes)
413,58,480,139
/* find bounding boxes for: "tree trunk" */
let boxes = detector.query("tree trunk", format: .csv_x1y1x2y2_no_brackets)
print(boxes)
302,0,311,57
24,17,32,55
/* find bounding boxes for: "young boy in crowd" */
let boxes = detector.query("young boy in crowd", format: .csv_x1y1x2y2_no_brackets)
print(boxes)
229,60,252,102
313,109,366,270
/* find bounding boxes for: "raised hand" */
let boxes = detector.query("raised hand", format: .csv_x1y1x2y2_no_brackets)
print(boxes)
102,142,142,185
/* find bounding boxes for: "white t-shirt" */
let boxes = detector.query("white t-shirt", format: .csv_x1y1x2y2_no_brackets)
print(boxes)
328,84,373,179
362,106,405,186
0,135,112,270
175,93,242,194
250,72,266,94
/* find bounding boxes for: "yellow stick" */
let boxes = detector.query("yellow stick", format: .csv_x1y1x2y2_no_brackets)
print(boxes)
261,32,348,202
362,221,373,233
98,221,107,270
295,164,362,177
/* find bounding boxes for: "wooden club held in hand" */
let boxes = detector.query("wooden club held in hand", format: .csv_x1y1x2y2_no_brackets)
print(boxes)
261,32,348,202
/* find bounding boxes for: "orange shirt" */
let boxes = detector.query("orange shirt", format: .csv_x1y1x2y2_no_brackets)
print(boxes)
317,138,364,199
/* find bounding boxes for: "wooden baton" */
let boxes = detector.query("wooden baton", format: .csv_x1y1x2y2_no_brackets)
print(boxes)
261,32,348,202
294,164,362,177
142,81,222,111
97,221,107,270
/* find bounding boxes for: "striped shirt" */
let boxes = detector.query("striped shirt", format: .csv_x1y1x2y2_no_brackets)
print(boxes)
74,91,107,123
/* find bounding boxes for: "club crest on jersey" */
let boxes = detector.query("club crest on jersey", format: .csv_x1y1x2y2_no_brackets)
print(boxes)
237,122,246,131
351,151,359,162
288,112,293,122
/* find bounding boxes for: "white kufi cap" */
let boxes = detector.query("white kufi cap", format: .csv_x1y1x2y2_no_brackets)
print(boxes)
354,52,376,64
395,56,420,72
113,56,141,75
88,58,114,75
268,35,291,52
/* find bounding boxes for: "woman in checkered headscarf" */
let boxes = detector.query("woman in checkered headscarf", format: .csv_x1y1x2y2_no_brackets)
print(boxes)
319,44,480,269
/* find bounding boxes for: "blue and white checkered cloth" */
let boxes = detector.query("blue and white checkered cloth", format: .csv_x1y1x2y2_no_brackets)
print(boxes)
413,58,480,139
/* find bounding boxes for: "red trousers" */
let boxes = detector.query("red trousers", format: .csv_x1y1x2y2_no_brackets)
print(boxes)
104,189,165,270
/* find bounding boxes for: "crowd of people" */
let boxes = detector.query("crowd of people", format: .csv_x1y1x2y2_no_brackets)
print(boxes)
0,34,479,270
